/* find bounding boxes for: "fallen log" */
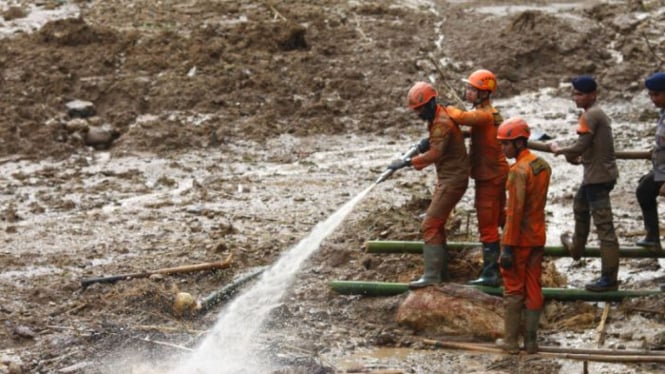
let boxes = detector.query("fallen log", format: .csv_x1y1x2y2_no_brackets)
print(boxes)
329,280,662,301
81,254,233,288
422,338,665,363
528,140,651,160
198,266,266,313
365,240,665,258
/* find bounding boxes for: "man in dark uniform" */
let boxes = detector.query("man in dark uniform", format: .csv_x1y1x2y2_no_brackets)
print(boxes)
550,76,620,292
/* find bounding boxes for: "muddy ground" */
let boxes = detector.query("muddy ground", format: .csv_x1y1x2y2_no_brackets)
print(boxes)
2,0,665,373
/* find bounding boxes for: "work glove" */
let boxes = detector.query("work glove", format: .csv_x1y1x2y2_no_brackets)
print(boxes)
415,138,430,153
388,157,411,170
499,245,514,270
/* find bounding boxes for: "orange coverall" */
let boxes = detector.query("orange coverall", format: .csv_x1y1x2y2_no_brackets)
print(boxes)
500,149,551,310
447,103,509,243
411,105,470,245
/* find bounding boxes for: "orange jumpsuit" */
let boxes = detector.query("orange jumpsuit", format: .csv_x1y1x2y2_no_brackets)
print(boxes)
499,149,551,310
411,105,470,245
447,102,509,243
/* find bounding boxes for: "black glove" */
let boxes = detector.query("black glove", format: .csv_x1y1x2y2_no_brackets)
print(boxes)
388,157,411,170
499,245,514,269
415,138,430,153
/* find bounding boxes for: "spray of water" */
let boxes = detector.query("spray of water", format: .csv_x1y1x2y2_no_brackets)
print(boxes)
174,184,376,373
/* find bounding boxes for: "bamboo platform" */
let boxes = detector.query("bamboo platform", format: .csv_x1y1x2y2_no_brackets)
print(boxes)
365,240,665,258
329,280,662,301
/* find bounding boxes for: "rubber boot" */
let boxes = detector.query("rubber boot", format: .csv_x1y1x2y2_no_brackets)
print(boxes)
498,295,523,354
468,241,501,287
524,309,541,354
409,244,444,289
586,205,620,292
636,207,661,249
560,232,585,261
562,195,592,260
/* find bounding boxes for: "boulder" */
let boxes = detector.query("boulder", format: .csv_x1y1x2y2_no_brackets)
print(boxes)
396,284,504,339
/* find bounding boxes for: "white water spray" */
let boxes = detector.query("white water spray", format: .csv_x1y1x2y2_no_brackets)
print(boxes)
174,184,376,373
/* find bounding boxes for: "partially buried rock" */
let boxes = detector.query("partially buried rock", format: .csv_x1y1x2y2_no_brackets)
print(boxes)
396,284,504,339
66,99,96,119
84,125,120,149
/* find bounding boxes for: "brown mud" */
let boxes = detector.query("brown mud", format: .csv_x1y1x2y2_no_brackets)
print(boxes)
2,0,665,373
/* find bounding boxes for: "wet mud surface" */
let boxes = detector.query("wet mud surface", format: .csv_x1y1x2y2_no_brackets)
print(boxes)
2,0,665,373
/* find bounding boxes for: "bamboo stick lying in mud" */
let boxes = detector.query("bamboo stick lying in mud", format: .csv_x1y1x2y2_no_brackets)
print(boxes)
364,240,665,258
328,280,662,301
421,338,665,363
528,140,651,159
80,254,233,288
197,266,266,313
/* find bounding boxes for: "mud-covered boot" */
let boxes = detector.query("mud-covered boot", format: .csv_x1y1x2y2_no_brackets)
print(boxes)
524,309,541,354
497,295,522,354
468,241,501,287
409,244,444,289
637,207,661,249
560,232,584,261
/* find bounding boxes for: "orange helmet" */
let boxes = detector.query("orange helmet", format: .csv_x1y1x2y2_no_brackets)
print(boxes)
497,117,530,140
463,69,497,93
407,82,437,109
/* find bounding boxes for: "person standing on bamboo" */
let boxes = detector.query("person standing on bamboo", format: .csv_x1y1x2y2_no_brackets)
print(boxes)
550,76,620,293
496,117,551,355
388,81,470,288
445,69,509,287
636,72,665,252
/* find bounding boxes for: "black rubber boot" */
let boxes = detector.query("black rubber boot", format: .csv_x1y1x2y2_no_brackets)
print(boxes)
498,295,523,354
468,241,501,287
409,244,445,289
637,207,661,249
524,309,541,354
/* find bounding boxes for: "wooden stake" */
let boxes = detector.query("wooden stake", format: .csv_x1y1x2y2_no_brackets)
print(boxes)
81,254,233,288
597,303,611,347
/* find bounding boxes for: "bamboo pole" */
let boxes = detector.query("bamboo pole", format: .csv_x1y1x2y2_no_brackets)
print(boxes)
528,140,651,160
364,240,665,258
421,339,665,363
81,254,234,288
329,280,662,301
198,266,266,313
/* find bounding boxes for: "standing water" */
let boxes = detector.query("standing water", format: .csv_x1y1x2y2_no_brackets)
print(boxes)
173,184,376,373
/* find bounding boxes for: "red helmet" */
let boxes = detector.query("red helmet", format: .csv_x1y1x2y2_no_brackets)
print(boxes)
407,82,437,109
497,117,530,140
463,69,497,93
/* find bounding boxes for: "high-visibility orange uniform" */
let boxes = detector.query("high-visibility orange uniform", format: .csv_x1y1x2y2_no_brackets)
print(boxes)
411,105,470,245
500,149,551,310
447,102,509,243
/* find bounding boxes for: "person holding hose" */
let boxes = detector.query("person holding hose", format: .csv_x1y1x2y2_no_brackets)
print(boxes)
636,72,665,252
550,76,621,293
388,81,470,288
446,69,509,287
496,117,551,354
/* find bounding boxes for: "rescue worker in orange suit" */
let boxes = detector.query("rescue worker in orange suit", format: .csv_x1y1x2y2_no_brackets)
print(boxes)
388,82,470,288
636,72,665,253
550,76,620,293
496,117,551,354
446,69,509,287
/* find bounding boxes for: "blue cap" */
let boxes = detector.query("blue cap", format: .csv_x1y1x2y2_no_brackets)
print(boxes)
572,76,597,93
645,72,665,92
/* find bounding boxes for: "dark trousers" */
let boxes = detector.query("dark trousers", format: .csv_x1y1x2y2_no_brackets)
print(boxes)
636,171,664,236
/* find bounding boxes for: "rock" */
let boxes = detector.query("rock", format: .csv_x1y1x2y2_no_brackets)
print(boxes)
173,292,200,317
64,118,89,133
65,99,96,119
84,125,119,149
396,284,504,339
